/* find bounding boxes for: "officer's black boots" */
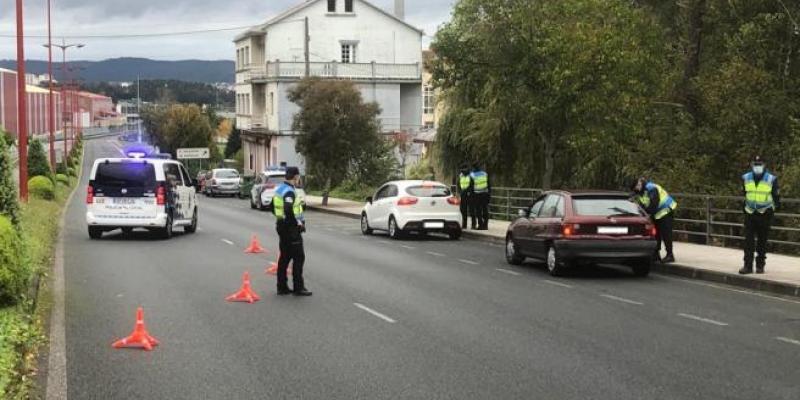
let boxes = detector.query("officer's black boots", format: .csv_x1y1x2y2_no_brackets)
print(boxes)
277,286,293,295
293,288,312,296
739,266,753,275
662,253,675,264
756,263,765,274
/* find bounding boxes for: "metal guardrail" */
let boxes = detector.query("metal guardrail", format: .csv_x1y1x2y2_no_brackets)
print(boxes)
488,187,800,252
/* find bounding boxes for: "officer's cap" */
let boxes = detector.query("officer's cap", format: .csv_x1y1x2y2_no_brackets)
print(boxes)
285,167,300,179
752,155,766,164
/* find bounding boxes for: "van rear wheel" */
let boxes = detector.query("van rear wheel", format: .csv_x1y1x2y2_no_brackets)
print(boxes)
159,215,173,239
88,227,102,239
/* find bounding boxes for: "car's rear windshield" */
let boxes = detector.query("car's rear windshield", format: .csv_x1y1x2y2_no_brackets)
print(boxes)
572,197,643,216
94,162,156,189
406,185,451,197
215,170,239,178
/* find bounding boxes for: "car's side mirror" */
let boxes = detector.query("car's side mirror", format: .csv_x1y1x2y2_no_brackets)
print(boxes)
366,196,373,204
517,208,527,218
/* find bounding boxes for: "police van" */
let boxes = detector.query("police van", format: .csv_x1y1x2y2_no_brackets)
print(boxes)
85,152,198,239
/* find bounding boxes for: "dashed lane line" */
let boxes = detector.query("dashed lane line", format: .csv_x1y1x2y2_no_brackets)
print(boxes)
458,259,479,265
543,280,573,289
677,313,729,327
221,239,235,246
659,275,800,305
354,303,397,324
496,268,521,276
775,337,800,346
426,251,446,257
401,245,417,250
600,294,644,306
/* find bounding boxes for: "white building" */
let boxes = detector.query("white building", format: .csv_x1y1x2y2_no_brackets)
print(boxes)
233,0,423,176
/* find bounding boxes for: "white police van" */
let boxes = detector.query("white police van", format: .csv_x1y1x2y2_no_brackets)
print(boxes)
85,152,198,239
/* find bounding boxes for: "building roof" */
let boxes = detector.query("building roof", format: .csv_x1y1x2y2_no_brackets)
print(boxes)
25,85,51,94
235,0,423,41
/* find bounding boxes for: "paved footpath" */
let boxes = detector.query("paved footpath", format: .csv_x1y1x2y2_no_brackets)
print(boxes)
305,195,800,298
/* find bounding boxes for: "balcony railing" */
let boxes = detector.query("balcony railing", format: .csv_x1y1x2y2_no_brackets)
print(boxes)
245,61,421,82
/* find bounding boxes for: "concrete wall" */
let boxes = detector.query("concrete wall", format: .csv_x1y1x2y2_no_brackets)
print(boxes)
399,82,421,132
265,0,422,65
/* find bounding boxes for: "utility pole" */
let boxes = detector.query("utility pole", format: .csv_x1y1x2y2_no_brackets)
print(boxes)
46,0,55,171
137,75,142,143
304,16,310,77
16,0,28,201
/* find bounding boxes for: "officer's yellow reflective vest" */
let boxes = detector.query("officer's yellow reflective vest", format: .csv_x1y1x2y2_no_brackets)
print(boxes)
470,171,489,193
743,172,776,214
273,183,304,221
638,182,677,220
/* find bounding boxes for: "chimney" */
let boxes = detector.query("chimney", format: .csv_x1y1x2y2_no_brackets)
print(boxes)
394,0,405,20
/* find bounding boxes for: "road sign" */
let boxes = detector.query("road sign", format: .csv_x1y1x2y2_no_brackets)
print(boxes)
177,147,210,159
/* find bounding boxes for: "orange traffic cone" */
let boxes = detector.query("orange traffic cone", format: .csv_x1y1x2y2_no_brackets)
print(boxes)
112,307,160,351
265,252,292,276
226,271,261,303
243,234,267,254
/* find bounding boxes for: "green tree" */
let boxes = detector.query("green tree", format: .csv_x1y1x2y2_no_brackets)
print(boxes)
224,123,242,158
27,139,52,179
0,135,19,225
288,78,387,205
432,0,668,189
147,104,214,159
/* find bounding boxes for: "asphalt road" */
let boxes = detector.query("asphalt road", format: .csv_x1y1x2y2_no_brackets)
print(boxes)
62,138,800,399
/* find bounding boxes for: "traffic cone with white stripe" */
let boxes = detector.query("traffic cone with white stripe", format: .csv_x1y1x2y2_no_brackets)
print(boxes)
265,252,291,276
244,234,266,254
112,307,160,351
226,271,261,303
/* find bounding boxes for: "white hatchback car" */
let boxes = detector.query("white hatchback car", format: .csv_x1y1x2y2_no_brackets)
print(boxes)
86,156,198,239
361,180,462,240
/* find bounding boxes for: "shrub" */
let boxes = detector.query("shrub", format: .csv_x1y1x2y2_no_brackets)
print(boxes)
0,136,19,226
26,139,52,180
55,162,67,175
66,167,76,177
28,176,54,201
0,216,27,305
55,174,70,186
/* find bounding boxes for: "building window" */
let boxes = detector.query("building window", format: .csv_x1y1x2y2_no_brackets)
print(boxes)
328,0,336,12
269,92,275,116
423,85,435,114
341,44,356,63
345,0,353,12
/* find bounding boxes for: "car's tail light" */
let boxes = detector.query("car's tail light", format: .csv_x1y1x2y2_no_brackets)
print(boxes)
397,196,418,206
646,224,657,237
562,223,576,237
86,185,94,204
447,197,460,206
156,184,166,206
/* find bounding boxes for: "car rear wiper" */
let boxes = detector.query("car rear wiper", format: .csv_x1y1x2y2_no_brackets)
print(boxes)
607,207,639,217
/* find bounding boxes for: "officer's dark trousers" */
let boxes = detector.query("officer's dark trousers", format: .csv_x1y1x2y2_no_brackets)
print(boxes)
474,192,490,229
655,212,674,256
277,224,305,290
460,195,471,228
744,211,773,269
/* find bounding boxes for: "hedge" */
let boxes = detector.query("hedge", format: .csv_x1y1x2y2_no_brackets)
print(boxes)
0,216,26,306
55,174,69,186
28,176,54,201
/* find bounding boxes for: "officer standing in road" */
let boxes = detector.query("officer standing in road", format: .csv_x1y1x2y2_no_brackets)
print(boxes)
458,164,474,229
273,167,312,296
632,177,678,263
470,164,491,230
740,156,780,275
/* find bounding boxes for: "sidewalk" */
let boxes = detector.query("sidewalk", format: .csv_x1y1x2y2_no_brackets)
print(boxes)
305,195,800,298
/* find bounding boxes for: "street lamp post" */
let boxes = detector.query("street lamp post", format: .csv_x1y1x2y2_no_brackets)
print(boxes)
45,40,84,161
46,0,55,171
16,0,28,201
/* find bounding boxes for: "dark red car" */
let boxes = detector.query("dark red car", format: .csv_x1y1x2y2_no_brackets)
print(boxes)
505,191,657,276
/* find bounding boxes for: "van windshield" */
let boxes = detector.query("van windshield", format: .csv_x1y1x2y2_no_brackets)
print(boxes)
94,162,156,197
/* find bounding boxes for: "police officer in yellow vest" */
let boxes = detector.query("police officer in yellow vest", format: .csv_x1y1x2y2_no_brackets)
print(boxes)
632,177,678,263
740,156,780,275
470,164,490,230
273,167,312,296
458,165,474,229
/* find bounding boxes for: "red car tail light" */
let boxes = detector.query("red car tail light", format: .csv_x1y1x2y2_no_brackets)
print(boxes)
86,185,94,204
646,224,657,237
447,197,460,206
397,196,418,206
562,223,576,237
156,184,166,206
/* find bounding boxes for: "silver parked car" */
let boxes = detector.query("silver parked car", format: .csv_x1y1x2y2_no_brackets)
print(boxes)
204,168,241,197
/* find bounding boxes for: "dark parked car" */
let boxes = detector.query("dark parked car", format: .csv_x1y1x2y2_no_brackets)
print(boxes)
505,191,657,276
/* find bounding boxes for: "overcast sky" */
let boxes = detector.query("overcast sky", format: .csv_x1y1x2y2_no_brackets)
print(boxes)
0,0,454,61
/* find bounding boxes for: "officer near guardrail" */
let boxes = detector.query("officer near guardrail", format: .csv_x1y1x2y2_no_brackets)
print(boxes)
632,178,677,263
273,167,312,296
740,156,780,275
470,164,491,230
458,164,474,229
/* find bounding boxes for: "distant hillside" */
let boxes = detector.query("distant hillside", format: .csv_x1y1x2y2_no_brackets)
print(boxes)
0,57,234,84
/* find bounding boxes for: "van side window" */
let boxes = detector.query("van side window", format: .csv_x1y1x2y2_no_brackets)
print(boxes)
164,164,183,188
179,165,192,185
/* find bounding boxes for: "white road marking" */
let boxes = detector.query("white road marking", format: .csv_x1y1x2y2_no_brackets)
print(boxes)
600,294,644,305
426,251,446,257
659,275,800,305
378,240,392,245
221,239,235,246
354,303,397,324
197,227,205,232
496,268,521,276
543,280,573,288
401,245,417,250
459,259,479,265
775,337,800,346
677,313,729,326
